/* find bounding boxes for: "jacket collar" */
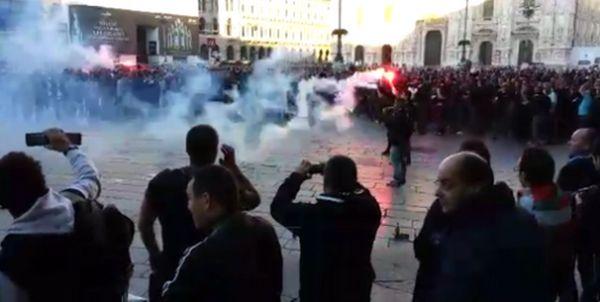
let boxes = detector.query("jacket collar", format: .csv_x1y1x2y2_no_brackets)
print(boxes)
569,150,591,159
316,187,367,204
7,190,75,235
450,182,516,220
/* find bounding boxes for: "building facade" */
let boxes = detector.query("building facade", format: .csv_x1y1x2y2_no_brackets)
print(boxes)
198,0,333,62
342,0,600,67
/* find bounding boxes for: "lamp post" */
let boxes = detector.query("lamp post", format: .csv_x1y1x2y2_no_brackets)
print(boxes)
460,0,469,63
332,0,347,63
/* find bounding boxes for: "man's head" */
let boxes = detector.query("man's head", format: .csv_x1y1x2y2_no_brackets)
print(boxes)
187,165,239,230
186,125,219,167
517,147,555,188
323,155,358,194
569,128,597,154
435,152,494,213
0,152,48,217
458,139,491,163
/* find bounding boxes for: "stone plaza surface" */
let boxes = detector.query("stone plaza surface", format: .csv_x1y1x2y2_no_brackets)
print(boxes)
0,119,571,301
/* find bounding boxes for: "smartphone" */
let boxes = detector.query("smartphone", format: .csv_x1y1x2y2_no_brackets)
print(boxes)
25,133,82,147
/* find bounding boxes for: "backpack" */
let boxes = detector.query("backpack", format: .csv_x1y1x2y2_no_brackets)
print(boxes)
62,190,135,301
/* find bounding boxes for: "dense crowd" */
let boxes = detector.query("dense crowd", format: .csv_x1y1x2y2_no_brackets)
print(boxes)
3,64,600,302
361,65,600,145
1,123,600,302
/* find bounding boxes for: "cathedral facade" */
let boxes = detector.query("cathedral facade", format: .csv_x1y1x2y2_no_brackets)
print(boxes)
342,0,600,67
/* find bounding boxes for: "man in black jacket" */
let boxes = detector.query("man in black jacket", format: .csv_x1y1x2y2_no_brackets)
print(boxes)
573,137,600,302
271,155,382,302
414,139,492,302
162,165,282,302
0,129,101,302
384,100,413,187
413,152,547,302
138,125,261,301
558,128,599,192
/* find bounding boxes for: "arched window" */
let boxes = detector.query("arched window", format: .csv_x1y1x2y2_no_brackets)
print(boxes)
241,26,245,37
200,0,206,12
226,18,232,36
213,18,218,32
226,45,234,60
200,44,209,60
240,46,248,60
199,17,206,32
269,28,272,38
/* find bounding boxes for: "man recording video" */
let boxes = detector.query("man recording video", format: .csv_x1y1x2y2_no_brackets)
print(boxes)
0,129,100,301
271,155,382,302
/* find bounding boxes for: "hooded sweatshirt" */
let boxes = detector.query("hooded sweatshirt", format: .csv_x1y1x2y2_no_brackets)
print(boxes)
0,149,100,302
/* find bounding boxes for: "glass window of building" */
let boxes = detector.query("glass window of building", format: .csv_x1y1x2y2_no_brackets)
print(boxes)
213,18,218,32
199,17,206,32
226,18,232,36
483,0,494,20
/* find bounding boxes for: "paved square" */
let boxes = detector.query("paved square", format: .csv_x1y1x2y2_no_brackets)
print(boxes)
0,119,570,301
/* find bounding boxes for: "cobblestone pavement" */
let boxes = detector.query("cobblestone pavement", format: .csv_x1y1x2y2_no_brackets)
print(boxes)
0,118,570,301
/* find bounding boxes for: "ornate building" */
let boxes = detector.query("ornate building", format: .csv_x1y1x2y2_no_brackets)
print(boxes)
198,0,333,62
342,0,600,67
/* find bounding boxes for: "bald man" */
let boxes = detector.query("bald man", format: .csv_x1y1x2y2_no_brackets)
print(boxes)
557,128,599,192
413,152,546,302
558,128,600,301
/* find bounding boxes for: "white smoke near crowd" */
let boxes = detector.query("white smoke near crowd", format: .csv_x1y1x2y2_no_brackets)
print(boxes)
0,0,389,161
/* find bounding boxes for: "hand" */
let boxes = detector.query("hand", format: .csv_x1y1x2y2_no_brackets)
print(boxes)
44,128,71,153
593,155,600,171
294,160,312,177
219,144,237,170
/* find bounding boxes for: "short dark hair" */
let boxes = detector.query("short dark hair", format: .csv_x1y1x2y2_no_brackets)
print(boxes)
192,165,239,213
186,125,219,167
519,147,555,186
0,152,48,210
324,155,358,193
459,139,491,163
457,153,494,187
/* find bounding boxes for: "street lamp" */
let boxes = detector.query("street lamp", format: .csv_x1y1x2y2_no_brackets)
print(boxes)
332,0,347,63
460,0,470,63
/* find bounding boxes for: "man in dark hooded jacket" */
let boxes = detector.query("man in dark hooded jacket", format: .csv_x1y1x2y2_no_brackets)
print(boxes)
271,155,382,302
413,152,547,302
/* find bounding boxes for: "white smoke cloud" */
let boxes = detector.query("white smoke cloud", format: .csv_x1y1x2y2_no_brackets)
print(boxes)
0,0,392,163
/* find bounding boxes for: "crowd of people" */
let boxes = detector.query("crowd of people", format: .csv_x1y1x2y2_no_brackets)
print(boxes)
3,63,600,302
361,65,600,145
2,123,600,302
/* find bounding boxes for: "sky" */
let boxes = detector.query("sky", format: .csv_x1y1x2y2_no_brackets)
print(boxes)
340,0,486,46
52,0,486,45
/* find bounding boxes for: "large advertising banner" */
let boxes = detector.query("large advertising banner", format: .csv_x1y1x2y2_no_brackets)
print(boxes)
69,6,135,54
68,5,198,56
